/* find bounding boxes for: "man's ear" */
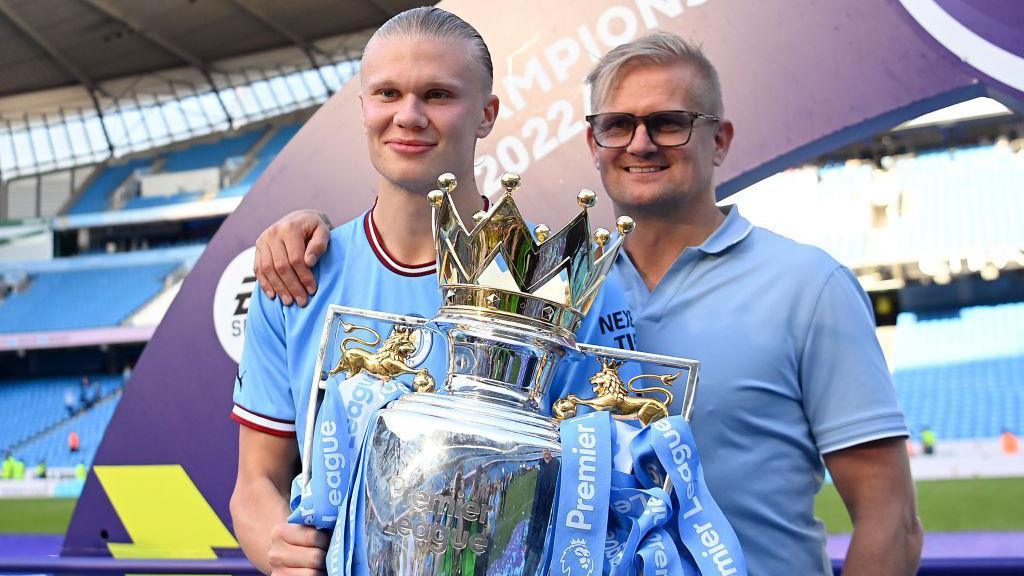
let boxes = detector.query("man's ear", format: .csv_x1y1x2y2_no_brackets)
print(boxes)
358,93,368,135
586,125,600,167
476,95,500,138
712,119,734,167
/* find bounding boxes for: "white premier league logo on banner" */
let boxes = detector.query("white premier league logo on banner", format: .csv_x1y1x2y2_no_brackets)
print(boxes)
213,246,257,364
559,537,594,576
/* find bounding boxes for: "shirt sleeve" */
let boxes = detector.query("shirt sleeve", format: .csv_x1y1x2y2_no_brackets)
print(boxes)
801,266,908,454
544,274,641,411
230,286,296,437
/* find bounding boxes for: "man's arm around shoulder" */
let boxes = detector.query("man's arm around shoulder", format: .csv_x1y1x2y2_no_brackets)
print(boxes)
825,437,923,576
231,426,328,576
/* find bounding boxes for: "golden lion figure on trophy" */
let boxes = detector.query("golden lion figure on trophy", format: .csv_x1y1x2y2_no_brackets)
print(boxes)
553,358,678,426
328,324,435,392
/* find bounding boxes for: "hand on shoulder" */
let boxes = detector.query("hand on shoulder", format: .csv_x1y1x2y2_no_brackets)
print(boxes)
253,210,332,307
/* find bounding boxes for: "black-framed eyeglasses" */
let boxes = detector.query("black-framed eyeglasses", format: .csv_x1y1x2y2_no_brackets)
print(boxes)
585,110,720,148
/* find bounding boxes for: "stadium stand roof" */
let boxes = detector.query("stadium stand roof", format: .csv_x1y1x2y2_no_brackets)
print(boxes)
0,0,431,99
0,0,435,179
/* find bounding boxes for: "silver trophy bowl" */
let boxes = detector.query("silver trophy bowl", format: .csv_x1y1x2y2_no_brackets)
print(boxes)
361,313,569,575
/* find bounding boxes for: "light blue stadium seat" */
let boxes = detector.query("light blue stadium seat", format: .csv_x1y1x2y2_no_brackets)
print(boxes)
891,303,1024,440
161,130,264,173
894,354,1023,440
14,391,122,469
0,375,123,454
222,123,302,196
67,159,153,215
892,303,1024,370
122,191,203,211
790,144,1024,266
0,263,177,333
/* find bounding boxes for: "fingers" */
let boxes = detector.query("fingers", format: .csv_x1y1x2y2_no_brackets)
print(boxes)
304,223,330,270
278,523,330,549
255,239,292,305
253,245,274,300
270,241,308,307
253,210,331,307
271,569,326,576
268,524,329,575
268,545,327,574
280,233,315,305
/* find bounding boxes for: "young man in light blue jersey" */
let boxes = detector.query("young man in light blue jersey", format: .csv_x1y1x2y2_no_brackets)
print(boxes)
230,8,637,576
256,31,924,576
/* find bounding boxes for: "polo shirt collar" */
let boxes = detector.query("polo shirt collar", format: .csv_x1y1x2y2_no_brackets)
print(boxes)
611,205,754,299
696,204,754,255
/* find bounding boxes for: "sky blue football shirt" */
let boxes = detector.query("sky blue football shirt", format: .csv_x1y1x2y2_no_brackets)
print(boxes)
610,205,908,576
232,208,638,459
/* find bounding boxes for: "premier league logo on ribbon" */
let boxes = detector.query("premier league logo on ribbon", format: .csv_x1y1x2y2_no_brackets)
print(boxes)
559,537,595,576
291,172,747,576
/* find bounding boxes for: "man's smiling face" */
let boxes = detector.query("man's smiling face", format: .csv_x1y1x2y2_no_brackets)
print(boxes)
587,62,726,217
359,35,496,194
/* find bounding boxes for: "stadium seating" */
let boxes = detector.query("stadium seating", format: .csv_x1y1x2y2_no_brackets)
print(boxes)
732,144,1024,268
121,191,203,211
895,355,1023,440
217,122,301,197
61,122,299,210
12,390,122,469
891,303,1024,440
0,263,178,333
239,123,301,186
160,129,265,173
891,303,1024,369
66,159,153,215
0,375,121,454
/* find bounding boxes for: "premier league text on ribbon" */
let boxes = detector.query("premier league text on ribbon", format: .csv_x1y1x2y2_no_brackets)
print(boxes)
651,418,739,576
564,420,599,530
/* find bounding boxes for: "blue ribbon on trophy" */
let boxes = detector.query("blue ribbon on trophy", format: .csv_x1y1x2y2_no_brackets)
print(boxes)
553,411,613,576
286,374,348,529
634,417,748,576
549,409,746,576
285,171,746,576
288,312,431,574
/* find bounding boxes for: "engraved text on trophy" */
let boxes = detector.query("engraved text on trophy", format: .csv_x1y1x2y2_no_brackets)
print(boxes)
383,476,491,555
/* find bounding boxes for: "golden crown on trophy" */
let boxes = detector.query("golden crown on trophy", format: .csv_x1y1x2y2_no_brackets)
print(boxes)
427,171,634,336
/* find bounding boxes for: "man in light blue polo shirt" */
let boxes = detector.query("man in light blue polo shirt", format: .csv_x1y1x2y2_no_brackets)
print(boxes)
582,33,922,575
255,31,923,576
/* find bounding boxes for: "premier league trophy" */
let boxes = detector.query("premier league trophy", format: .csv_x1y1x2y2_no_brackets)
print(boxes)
296,173,743,576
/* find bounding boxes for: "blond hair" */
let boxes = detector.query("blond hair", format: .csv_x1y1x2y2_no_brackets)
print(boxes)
586,32,722,116
364,7,493,92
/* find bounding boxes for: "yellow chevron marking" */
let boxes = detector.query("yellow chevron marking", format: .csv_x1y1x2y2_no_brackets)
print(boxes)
95,464,238,574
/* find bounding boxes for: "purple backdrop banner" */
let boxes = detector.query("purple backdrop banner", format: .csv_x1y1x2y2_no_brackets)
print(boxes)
63,0,1024,558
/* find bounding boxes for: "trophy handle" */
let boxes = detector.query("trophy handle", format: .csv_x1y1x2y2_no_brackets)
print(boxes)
554,344,701,497
328,323,436,392
553,357,678,426
559,343,700,423
298,306,438,488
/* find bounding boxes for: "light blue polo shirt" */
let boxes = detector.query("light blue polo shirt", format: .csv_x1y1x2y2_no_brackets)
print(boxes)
611,206,907,576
